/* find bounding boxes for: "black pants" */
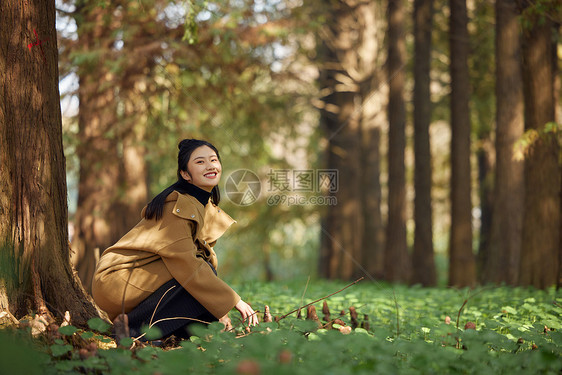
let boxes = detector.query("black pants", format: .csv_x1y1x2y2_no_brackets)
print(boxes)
126,275,218,340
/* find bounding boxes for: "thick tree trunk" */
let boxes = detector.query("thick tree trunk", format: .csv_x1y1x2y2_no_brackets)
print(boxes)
318,0,381,280
0,0,101,325
448,0,476,287
482,0,524,285
411,0,437,286
385,0,410,283
318,29,363,280
519,11,560,288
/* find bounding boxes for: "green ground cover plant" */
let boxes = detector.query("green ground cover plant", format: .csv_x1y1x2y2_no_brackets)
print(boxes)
1,280,561,374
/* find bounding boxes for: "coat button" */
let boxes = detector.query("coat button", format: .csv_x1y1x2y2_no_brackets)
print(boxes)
191,214,195,218
218,209,221,212
176,209,180,213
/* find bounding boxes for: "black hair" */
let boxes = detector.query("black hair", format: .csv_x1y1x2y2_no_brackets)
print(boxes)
144,139,221,220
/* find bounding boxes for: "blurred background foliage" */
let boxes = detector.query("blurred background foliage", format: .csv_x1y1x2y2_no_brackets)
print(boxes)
54,0,561,287
57,0,326,283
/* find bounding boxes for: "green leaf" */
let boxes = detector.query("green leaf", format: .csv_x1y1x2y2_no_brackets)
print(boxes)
87,317,111,333
142,325,163,340
119,337,134,347
50,343,72,357
502,306,518,315
58,325,78,336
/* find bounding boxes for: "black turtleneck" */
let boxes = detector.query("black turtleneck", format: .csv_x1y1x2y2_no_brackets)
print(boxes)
176,178,211,206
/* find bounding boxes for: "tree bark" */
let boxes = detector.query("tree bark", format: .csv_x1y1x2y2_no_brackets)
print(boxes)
0,0,101,325
70,4,120,293
411,0,437,286
70,4,149,293
482,0,524,285
518,8,560,288
385,0,410,283
359,1,386,281
448,0,476,287
318,0,382,280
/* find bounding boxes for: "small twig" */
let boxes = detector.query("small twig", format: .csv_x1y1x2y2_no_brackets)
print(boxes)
453,287,491,349
455,298,469,331
454,287,491,330
121,261,137,317
392,289,400,337
277,277,364,321
297,276,311,320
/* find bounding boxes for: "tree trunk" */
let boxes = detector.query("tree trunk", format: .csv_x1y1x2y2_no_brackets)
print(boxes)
482,0,524,285
448,0,476,287
385,0,410,283
476,139,494,280
318,0,381,280
518,9,560,288
70,4,121,293
359,1,386,281
411,0,437,286
361,125,385,280
0,0,101,325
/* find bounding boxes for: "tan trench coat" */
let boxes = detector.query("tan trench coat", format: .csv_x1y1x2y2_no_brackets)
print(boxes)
91,191,240,321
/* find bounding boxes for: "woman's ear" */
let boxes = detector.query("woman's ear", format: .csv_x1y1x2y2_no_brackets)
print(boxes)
180,170,191,182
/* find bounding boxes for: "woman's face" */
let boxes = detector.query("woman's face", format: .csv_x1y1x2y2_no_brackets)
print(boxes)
180,145,222,192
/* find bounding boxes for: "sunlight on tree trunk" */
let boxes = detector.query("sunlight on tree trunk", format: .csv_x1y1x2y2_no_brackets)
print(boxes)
482,0,524,285
518,7,560,288
0,0,101,325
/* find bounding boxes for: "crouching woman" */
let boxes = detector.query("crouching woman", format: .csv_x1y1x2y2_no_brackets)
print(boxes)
91,139,258,340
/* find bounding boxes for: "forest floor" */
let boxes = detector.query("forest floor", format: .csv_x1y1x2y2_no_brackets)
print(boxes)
1,279,561,374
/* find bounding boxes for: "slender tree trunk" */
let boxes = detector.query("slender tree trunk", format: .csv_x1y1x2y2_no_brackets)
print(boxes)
385,0,410,283
361,125,385,279
518,9,560,288
112,90,150,238
0,0,100,325
359,1,386,281
70,4,120,293
482,0,524,285
411,0,437,286
448,0,476,287
476,139,494,279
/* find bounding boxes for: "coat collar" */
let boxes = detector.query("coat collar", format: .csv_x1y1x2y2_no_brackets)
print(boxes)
200,202,236,244
164,191,236,243
167,191,206,224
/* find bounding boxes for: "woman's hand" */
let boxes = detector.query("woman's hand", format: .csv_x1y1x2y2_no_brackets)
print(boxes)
235,299,259,327
218,314,233,331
